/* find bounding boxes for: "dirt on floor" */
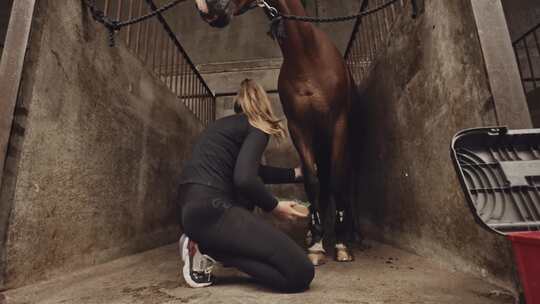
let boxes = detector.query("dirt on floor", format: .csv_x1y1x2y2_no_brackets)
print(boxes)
1,241,515,304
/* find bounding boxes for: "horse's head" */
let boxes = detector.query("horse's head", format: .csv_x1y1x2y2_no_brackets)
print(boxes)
195,0,261,28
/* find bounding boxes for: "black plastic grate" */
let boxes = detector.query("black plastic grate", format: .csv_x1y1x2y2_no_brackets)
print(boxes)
451,127,540,234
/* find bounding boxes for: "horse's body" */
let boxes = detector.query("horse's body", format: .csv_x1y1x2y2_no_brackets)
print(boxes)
196,0,355,264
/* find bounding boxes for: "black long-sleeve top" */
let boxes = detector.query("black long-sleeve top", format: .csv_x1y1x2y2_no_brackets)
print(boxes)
179,114,300,211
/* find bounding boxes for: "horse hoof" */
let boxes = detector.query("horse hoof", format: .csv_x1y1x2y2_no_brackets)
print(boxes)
308,251,327,266
335,244,354,262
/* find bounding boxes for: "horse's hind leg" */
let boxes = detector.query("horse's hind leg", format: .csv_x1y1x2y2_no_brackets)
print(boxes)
288,123,327,266
330,113,354,262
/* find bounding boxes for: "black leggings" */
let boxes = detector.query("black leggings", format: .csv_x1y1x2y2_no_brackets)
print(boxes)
179,184,314,293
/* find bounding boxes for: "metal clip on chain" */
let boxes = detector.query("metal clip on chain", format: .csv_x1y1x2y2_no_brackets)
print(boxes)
257,0,278,18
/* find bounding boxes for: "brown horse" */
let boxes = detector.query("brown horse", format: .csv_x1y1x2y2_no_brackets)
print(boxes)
195,0,356,265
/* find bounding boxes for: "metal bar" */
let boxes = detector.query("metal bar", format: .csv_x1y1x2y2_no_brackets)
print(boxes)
514,45,526,92
170,42,175,90
145,0,214,95
151,20,159,72
141,19,150,61
158,30,165,80
201,85,205,119
352,35,360,77
354,25,367,78
368,16,377,60
212,96,216,121
116,0,123,21
200,85,204,119
390,0,397,20
523,77,540,82
195,83,199,117
191,73,196,113
168,41,176,88
513,22,540,46
164,37,170,86
104,0,111,15
215,90,279,98
180,57,186,100
185,63,191,110
126,0,135,47
187,65,193,110
180,57,187,101
135,0,145,55
143,18,155,62
138,0,215,123
116,1,126,43
374,6,383,49
193,74,198,113
533,31,540,88
344,0,369,58
170,43,175,90
371,1,380,52
534,30,540,57
205,96,209,124
207,96,211,124
197,84,201,118
382,0,390,33
524,38,536,89
0,0,37,191
174,48,179,95
190,68,197,111
208,97,211,123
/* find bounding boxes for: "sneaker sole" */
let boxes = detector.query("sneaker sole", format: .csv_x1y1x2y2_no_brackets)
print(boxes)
180,236,212,288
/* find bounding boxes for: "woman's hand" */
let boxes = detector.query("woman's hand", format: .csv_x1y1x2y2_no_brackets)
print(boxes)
272,201,309,221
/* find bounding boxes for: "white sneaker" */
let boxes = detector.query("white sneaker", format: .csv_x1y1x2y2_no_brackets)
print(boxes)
179,234,216,288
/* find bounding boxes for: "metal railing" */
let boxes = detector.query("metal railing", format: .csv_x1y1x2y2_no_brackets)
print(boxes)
94,0,215,126
344,0,404,86
513,22,540,94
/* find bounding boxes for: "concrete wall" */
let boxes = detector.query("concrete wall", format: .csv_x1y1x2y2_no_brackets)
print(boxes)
352,0,516,289
0,0,204,288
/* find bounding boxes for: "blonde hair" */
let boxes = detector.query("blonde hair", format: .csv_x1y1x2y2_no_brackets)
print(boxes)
235,79,286,141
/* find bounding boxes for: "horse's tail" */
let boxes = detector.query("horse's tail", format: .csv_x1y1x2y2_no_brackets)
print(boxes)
346,75,368,243
347,73,368,171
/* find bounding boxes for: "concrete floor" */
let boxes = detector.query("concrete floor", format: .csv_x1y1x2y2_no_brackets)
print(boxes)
2,241,515,304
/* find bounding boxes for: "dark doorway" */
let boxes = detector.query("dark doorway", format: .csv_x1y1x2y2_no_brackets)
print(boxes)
0,0,14,59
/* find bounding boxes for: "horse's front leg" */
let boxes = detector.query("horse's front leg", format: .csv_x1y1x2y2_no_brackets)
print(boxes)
288,123,327,266
330,113,355,262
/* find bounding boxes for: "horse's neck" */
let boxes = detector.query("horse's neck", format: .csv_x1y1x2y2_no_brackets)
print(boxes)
272,0,316,61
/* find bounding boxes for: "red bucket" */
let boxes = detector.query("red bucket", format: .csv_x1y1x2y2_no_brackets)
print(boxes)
508,232,540,304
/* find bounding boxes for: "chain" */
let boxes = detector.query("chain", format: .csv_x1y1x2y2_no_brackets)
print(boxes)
83,0,187,46
277,0,413,23
257,0,418,23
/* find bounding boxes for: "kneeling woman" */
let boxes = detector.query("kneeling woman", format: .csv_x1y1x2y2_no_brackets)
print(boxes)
178,79,314,293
